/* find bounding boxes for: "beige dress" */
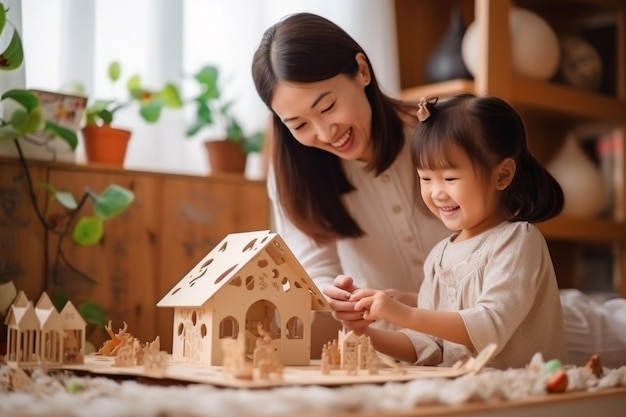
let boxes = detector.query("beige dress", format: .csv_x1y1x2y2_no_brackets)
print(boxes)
401,221,568,369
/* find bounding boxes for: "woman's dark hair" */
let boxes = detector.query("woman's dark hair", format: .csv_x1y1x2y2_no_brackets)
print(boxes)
411,94,564,222
252,12,417,244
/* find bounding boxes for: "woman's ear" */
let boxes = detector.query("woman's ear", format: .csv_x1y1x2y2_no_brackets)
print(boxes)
495,158,516,190
355,52,371,86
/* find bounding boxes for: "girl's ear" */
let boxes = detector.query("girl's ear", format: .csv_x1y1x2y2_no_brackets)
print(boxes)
495,158,516,190
355,52,371,86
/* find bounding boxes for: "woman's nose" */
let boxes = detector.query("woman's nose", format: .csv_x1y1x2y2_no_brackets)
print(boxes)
314,120,337,143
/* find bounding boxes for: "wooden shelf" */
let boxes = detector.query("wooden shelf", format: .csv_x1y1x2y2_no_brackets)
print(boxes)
402,78,626,125
538,216,626,243
395,0,626,296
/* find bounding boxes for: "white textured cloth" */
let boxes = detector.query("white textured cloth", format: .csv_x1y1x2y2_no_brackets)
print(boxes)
402,222,567,369
1,365,625,417
268,137,449,294
560,289,626,368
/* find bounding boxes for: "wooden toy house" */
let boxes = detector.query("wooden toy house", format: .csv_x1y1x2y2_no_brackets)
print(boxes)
4,291,86,368
157,230,331,366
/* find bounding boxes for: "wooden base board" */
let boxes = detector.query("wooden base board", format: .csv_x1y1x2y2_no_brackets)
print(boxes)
57,354,472,389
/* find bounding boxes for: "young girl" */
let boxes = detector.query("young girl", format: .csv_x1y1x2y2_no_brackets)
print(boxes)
350,94,568,369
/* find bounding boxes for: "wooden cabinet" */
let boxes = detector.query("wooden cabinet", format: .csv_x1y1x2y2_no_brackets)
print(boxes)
395,0,626,296
0,158,270,352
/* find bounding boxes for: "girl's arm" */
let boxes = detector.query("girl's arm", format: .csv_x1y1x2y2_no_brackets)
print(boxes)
361,327,418,363
352,289,473,348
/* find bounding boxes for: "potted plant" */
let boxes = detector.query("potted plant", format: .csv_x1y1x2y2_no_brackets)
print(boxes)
186,65,264,174
81,61,183,166
0,4,134,351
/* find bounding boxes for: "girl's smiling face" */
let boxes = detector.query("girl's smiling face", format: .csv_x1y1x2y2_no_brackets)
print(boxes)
417,143,514,241
270,53,374,163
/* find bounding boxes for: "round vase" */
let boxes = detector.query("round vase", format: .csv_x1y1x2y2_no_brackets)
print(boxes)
462,7,560,81
546,134,607,218
424,4,471,83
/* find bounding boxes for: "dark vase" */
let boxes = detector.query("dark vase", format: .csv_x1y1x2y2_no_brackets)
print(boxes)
424,4,472,83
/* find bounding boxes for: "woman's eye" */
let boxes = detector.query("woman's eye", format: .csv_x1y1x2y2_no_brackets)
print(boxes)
321,102,336,113
293,122,306,131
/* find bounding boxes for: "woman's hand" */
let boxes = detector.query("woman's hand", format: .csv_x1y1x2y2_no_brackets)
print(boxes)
323,275,374,333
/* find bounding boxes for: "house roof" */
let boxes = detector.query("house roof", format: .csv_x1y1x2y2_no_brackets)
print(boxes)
157,230,330,311
59,301,87,328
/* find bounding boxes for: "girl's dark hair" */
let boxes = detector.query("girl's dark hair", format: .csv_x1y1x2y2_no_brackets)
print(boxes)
411,94,564,222
252,12,417,244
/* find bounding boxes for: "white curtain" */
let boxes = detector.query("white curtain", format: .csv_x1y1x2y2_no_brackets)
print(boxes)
19,0,399,176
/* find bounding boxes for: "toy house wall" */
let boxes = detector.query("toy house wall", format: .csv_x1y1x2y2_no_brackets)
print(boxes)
212,263,314,366
171,303,215,365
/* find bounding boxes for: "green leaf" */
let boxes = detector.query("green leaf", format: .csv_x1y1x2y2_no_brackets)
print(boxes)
160,83,183,108
0,124,19,140
0,29,24,70
98,109,113,124
2,89,39,112
54,190,78,210
9,106,43,135
243,131,265,154
108,61,121,82
43,121,79,150
0,5,6,35
127,74,141,91
72,216,104,246
139,100,163,123
78,301,106,328
93,184,135,220
194,65,219,87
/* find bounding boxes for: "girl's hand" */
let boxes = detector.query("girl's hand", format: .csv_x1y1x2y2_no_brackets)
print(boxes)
351,288,406,323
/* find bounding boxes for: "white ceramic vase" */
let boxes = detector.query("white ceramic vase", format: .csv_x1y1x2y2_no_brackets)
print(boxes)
461,7,560,81
546,134,607,218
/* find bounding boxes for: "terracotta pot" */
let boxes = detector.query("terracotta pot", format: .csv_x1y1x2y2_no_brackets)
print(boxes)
204,140,247,174
81,125,131,166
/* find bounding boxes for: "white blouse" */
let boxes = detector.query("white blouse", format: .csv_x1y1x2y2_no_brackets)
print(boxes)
402,221,568,369
267,139,449,295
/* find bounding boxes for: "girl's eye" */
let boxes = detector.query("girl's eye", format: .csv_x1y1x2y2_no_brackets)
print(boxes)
293,122,306,131
445,177,458,182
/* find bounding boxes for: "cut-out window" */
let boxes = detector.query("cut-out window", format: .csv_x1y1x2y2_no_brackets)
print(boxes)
191,310,197,326
242,238,257,252
286,317,303,339
281,277,291,292
214,264,238,285
177,322,184,336
229,276,242,286
200,324,207,338
246,275,255,290
188,267,208,287
257,258,268,268
219,316,239,339
219,241,228,252
294,281,302,289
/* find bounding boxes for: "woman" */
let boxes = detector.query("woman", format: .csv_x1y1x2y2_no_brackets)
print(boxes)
251,12,449,340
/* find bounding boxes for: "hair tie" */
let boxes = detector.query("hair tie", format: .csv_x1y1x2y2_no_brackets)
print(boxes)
416,96,438,122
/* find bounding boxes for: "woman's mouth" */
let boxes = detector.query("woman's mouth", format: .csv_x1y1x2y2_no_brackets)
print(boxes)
331,127,352,148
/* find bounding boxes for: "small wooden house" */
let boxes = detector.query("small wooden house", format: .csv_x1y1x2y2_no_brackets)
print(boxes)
4,291,86,368
157,230,331,366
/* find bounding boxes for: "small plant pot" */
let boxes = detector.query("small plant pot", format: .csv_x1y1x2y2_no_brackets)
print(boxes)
204,140,247,174
82,125,131,166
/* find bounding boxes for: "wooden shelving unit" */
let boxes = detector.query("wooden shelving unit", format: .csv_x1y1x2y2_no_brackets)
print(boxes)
395,0,626,296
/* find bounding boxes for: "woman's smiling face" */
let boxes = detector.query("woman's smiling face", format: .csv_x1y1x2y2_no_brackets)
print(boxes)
270,53,374,162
